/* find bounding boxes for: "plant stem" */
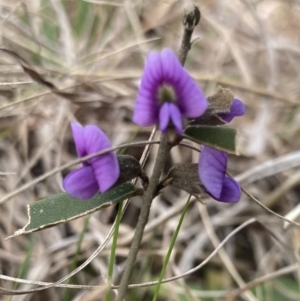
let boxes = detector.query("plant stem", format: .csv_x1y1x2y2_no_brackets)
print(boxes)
178,5,201,65
116,134,171,301
116,6,201,300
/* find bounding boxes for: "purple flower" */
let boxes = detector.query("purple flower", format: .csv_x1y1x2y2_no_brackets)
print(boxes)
219,98,245,123
198,146,241,203
133,48,208,134
198,98,245,203
63,123,120,199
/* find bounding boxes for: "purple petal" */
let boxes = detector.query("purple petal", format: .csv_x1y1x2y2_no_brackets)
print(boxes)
159,48,208,119
177,73,208,118
91,154,120,193
83,125,112,154
133,51,163,127
71,123,86,158
160,48,183,83
219,98,245,123
63,166,99,199
83,125,120,193
133,89,159,126
159,103,170,133
159,103,183,134
140,51,163,90
169,103,183,134
218,177,241,203
198,146,227,199
133,48,208,128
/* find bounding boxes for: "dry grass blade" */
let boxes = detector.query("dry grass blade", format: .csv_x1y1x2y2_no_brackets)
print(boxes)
241,187,300,227
1,1,300,300
236,151,300,185
0,48,106,104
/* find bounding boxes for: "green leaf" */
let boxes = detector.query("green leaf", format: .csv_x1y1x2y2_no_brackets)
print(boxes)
8,183,139,239
184,125,237,154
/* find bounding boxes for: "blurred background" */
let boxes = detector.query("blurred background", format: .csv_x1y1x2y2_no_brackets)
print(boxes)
0,0,300,300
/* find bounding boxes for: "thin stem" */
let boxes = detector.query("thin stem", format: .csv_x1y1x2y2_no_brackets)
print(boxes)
152,196,191,301
116,134,171,301
178,5,201,65
116,6,200,300
105,201,123,301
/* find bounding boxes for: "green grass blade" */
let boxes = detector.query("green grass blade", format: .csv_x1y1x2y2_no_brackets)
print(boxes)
152,195,192,301
62,215,90,301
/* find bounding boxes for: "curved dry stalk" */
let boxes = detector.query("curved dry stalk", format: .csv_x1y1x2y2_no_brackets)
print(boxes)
241,187,300,227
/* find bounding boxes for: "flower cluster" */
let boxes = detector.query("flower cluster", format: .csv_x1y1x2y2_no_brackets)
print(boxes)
63,48,245,203
133,48,245,203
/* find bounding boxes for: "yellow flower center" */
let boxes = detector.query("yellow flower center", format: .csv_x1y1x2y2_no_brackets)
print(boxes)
157,84,176,104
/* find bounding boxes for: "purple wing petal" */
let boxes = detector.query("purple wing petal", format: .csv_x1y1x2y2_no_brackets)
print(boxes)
198,146,227,199
176,71,208,119
159,48,208,119
160,48,183,83
218,177,241,203
219,98,245,123
63,166,99,199
83,125,120,193
169,103,183,134
140,51,163,90
133,52,162,126
133,88,159,126
71,123,86,158
159,103,170,133
83,125,112,154
91,154,120,193
158,49,205,117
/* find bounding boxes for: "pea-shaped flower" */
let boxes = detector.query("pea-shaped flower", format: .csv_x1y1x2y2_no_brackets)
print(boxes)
199,146,241,203
198,98,245,203
218,98,245,123
133,48,208,134
63,123,120,199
